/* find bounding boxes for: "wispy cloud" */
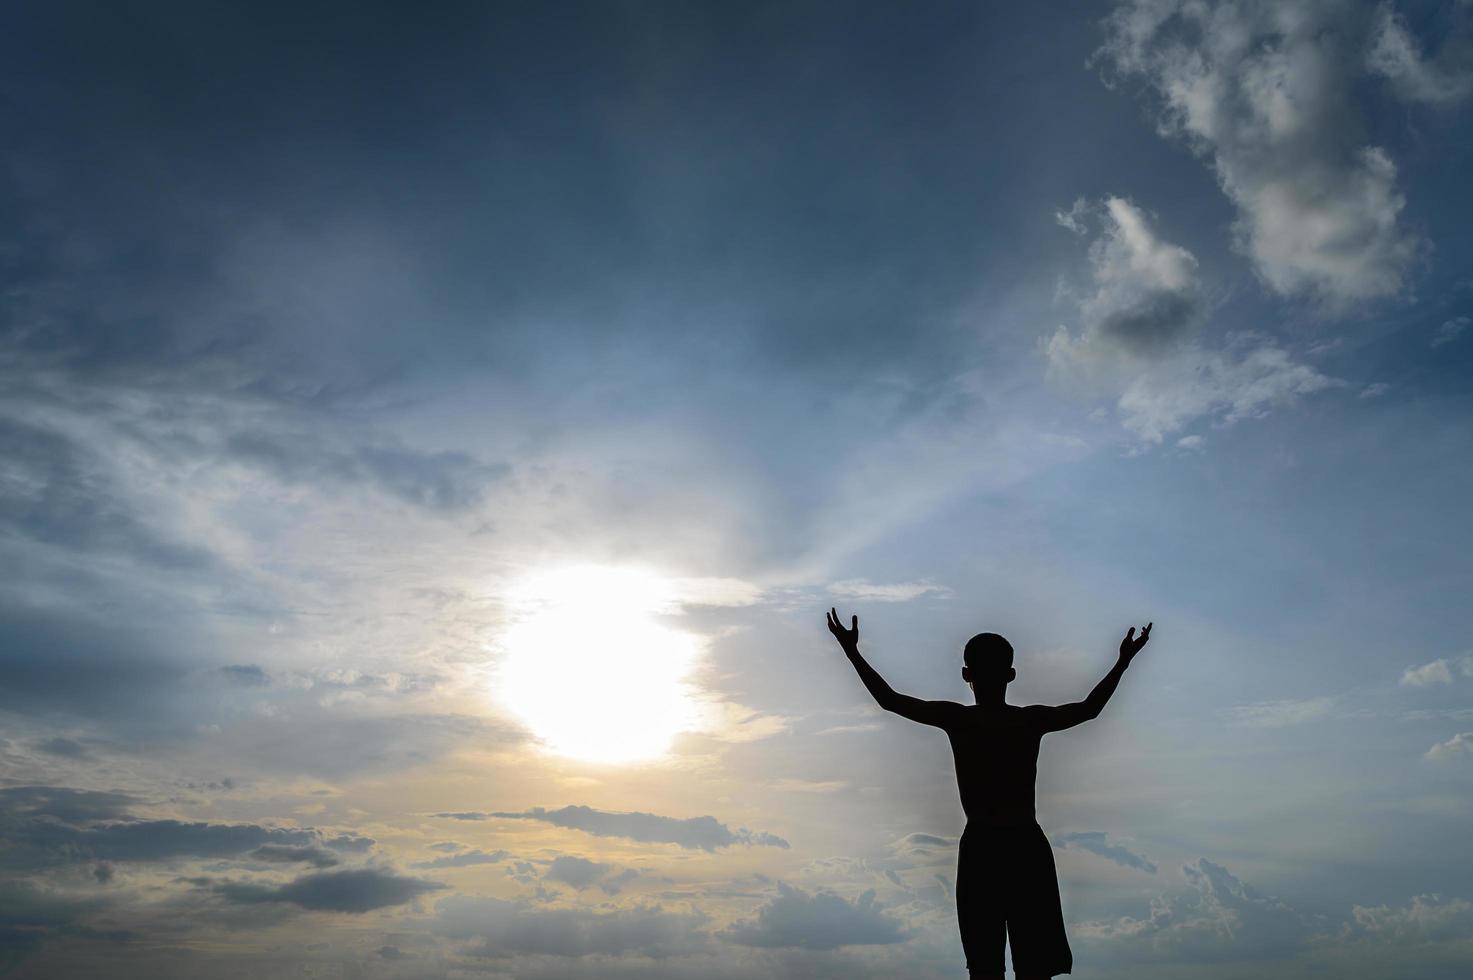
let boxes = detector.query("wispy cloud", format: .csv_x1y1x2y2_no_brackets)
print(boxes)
440,805,790,851
1227,696,1336,728
826,579,949,603
1054,831,1157,873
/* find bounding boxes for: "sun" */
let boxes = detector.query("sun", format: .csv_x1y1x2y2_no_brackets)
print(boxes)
490,565,703,764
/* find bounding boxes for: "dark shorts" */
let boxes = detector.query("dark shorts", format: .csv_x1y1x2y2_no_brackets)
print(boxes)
956,821,1072,977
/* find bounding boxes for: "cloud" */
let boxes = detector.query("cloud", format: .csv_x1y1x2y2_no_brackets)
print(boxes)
1359,382,1391,399
1424,732,1473,760
723,882,909,950
434,896,708,957
218,664,270,686
1227,696,1337,727
1054,832,1157,873
224,431,509,513
248,844,341,869
1047,197,1203,365
215,868,444,913
814,722,885,736
31,737,90,759
1098,0,1420,305
0,878,105,958
477,805,789,851
826,579,947,603
1348,893,1473,942
1367,3,1473,106
1432,316,1471,348
1400,657,1470,687
544,856,609,890
412,849,508,870
1075,858,1313,961
1113,341,1337,444
0,786,370,872
1047,198,1334,443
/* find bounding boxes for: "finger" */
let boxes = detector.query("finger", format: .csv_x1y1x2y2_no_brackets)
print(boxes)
1125,626,1136,640
851,615,858,631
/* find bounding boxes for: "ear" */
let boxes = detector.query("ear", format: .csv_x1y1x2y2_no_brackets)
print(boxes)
1006,667,1016,683
961,666,972,683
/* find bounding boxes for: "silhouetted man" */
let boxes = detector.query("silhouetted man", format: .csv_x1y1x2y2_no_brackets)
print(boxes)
826,608,1152,980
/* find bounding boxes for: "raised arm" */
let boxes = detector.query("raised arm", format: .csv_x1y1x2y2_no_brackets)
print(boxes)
1035,623,1153,733
826,608,962,729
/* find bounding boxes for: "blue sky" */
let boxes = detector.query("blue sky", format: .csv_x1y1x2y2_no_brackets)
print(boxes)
2,1,1472,976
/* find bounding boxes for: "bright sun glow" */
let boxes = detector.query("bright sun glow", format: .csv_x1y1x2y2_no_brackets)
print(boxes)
492,565,703,764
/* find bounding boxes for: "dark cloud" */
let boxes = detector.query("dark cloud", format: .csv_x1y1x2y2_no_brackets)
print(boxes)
0,603,191,725
434,896,708,958
412,849,508,870
723,883,909,950
218,665,270,687
543,856,609,890
481,805,789,851
0,786,368,872
249,845,341,869
31,736,91,759
215,868,444,913
0,879,104,957
1053,831,1157,873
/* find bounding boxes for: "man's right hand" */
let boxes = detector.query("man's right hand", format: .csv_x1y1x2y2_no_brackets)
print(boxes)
827,608,859,653
1119,622,1153,663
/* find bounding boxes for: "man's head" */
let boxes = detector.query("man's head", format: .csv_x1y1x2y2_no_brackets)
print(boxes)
961,632,1015,688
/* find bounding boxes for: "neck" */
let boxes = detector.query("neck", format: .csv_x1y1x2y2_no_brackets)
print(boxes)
970,683,1009,707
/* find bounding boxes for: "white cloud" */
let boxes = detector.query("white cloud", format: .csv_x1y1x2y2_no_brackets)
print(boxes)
1402,655,1473,687
1348,893,1473,942
1425,732,1473,760
1401,658,1456,687
1056,196,1090,236
1432,316,1471,348
1098,0,1421,305
1227,695,1336,727
1367,3,1473,106
1048,196,1335,444
1053,831,1157,873
1359,382,1391,399
826,580,947,603
1047,197,1203,367
1114,340,1337,444
1075,858,1315,960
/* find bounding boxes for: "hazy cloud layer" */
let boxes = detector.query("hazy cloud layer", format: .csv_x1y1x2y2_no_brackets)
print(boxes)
435,896,709,958
723,883,910,950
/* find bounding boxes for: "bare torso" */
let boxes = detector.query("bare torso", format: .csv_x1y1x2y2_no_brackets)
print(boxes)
943,704,1047,827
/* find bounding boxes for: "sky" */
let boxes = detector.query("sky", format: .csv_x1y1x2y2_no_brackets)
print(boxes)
2,0,1472,976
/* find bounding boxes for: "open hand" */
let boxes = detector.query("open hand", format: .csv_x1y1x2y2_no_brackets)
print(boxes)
827,608,859,652
1119,622,1152,662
